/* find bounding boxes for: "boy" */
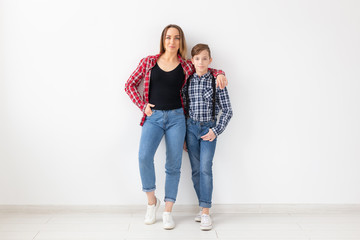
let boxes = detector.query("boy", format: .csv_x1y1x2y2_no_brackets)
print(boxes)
184,44,233,230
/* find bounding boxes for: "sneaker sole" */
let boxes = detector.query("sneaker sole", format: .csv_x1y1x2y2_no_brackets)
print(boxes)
200,225,212,231
195,218,201,222
163,225,175,230
145,219,156,225
164,227,175,230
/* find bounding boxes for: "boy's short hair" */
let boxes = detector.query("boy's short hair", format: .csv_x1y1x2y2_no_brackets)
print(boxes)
191,43,211,58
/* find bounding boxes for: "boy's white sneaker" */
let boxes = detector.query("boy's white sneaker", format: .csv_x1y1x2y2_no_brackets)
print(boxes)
144,198,160,225
200,214,212,231
162,212,175,230
194,210,202,222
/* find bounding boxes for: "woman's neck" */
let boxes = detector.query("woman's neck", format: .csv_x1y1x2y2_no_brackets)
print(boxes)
161,51,178,62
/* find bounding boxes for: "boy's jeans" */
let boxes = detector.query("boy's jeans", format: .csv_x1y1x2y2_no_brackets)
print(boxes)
186,118,217,208
138,108,186,203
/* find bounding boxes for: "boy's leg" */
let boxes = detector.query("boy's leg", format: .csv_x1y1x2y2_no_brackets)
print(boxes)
186,120,201,203
199,128,217,209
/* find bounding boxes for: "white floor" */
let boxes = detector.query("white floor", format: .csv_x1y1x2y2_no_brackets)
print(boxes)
1,205,360,240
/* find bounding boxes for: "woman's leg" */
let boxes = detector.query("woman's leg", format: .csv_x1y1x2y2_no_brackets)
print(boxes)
160,109,186,230
146,191,156,205
202,207,210,215
163,109,186,207
139,113,164,225
138,113,164,198
164,201,174,212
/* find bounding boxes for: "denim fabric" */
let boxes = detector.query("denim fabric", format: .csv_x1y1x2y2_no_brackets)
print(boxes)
138,108,186,203
186,118,217,208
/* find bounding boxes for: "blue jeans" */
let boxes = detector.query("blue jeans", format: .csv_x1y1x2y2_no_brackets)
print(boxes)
186,118,217,208
138,108,186,203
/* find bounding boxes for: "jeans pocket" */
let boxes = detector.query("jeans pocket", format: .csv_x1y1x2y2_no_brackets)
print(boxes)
146,110,156,120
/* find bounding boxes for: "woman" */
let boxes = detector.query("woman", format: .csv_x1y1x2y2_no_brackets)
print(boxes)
125,24,227,230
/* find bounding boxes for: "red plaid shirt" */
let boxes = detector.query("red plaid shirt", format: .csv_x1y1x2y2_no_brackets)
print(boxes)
125,54,224,126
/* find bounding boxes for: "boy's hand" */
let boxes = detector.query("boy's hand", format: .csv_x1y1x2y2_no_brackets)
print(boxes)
183,141,188,152
145,103,155,116
216,74,228,89
201,129,216,142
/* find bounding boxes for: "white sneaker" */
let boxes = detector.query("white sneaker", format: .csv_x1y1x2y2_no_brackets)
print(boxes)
162,212,175,230
144,198,160,225
200,214,212,231
194,210,202,222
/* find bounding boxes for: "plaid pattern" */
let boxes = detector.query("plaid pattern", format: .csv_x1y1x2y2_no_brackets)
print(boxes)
183,71,233,136
125,54,225,126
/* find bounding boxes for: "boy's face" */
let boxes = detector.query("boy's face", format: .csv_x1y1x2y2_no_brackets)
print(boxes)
191,50,212,75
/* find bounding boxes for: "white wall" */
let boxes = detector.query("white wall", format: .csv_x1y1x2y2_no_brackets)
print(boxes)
1,0,360,205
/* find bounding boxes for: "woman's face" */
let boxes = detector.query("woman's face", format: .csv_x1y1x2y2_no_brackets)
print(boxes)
164,27,180,54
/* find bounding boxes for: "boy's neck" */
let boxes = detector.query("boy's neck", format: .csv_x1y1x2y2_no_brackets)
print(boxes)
195,68,209,77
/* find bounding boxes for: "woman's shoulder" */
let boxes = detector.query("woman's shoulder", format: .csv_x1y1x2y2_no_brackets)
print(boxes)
179,58,192,67
179,58,194,74
141,54,160,63
181,58,192,64
135,55,160,71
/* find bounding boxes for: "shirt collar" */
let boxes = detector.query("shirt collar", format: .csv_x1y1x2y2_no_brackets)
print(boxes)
193,70,211,79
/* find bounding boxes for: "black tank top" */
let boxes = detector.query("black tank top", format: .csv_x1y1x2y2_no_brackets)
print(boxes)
149,63,185,110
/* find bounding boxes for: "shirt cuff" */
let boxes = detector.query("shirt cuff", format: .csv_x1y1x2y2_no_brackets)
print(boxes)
211,127,219,137
141,103,147,113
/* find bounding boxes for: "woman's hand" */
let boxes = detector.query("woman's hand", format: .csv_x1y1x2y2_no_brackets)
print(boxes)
216,74,228,89
201,129,216,142
145,103,155,116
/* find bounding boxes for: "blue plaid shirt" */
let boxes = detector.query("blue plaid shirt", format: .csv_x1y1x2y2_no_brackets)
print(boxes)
183,71,233,136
